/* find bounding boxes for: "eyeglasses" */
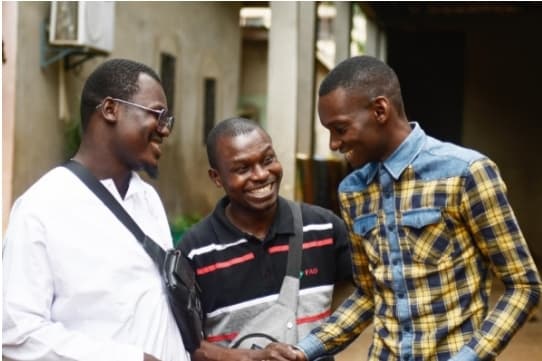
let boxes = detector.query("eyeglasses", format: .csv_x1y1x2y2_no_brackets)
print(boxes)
96,97,175,132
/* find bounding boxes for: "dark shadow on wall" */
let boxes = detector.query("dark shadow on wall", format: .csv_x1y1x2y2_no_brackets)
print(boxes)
387,30,465,144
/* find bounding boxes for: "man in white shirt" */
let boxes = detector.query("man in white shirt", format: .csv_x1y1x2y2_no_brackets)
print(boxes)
3,59,187,361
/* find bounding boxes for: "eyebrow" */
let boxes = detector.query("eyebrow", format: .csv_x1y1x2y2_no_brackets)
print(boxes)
229,145,274,163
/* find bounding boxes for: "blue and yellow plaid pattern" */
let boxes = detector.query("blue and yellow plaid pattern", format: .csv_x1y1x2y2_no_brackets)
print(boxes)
303,124,541,361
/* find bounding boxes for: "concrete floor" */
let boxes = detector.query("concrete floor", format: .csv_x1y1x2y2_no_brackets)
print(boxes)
332,282,542,361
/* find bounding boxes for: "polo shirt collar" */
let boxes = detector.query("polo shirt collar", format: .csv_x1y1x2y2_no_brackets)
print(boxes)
213,196,294,243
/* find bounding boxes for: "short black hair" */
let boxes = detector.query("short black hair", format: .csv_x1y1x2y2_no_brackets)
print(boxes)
319,55,405,115
206,117,264,169
80,58,161,130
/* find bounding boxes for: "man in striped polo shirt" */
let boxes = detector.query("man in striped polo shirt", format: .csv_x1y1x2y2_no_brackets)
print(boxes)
178,117,352,361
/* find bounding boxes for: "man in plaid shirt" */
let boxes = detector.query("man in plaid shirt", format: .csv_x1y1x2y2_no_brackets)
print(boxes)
272,56,541,361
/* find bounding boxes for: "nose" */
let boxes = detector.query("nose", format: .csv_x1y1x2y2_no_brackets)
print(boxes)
329,135,341,151
157,123,171,138
251,164,269,180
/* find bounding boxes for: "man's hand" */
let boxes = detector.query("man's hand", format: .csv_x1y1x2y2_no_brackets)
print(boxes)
192,340,299,361
230,347,297,361
266,343,307,361
144,353,161,361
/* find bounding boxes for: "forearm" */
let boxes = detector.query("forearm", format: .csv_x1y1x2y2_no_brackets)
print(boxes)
2,315,142,361
458,283,541,361
192,341,231,361
459,159,542,360
192,340,297,361
2,215,143,361
295,205,375,359
447,284,541,361
297,287,373,360
192,341,264,361
463,254,541,359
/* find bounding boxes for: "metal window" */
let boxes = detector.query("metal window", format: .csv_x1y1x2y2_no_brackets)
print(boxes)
203,78,216,143
160,53,176,113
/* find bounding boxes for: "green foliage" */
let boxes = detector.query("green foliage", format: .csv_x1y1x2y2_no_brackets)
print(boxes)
170,213,202,246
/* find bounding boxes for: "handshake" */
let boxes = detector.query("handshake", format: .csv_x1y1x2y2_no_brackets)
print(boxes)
189,341,321,361
254,343,307,361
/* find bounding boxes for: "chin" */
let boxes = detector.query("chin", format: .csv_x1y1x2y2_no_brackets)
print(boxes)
143,163,159,179
347,161,361,169
347,156,367,169
262,194,280,210
249,195,278,213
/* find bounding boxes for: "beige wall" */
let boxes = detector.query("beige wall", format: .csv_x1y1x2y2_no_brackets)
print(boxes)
2,1,19,232
8,2,241,223
239,39,268,124
111,2,242,218
11,2,65,200
463,21,541,265
241,40,268,96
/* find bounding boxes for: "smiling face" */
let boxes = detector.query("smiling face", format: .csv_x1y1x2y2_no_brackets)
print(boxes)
318,87,388,169
113,73,170,178
209,128,283,215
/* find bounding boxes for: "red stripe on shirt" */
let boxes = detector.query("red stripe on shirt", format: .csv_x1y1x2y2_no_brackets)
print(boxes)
296,308,332,325
268,245,290,253
303,238,333,249
206,331,238,343
196,252,255,275
268,238,334,254
206,308,332,342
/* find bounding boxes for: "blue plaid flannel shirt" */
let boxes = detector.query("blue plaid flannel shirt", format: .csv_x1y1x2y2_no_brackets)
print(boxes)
298,123,541,361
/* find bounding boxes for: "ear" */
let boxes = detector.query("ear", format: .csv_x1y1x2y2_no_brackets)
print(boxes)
208,168,223,188
371,96,390,124
97,97,118,125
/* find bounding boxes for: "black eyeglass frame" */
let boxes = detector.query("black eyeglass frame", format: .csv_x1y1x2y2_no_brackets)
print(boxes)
96,97,175,132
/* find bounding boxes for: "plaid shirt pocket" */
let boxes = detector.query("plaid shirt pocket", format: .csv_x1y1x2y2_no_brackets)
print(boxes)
354,213,381,267
401,207,452,266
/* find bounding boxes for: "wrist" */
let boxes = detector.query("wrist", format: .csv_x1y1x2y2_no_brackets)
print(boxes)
291,345,309,361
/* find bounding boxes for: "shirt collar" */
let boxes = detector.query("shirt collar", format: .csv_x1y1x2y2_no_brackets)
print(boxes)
365,122,425,183
100,171,147,201
213,196,293,243
213,197,239,236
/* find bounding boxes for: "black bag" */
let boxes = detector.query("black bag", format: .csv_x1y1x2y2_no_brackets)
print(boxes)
64,160,203,353
163,249,204,352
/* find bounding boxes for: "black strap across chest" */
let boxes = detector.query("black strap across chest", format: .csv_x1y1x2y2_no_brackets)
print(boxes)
63,160,166,269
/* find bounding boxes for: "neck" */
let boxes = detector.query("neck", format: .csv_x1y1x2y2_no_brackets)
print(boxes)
73,144,132,198
225,202,277,240
380,118,412,161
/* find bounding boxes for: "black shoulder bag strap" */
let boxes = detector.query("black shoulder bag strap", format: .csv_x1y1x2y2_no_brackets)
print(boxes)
285,200,303,278
63,160,166,268
230,200,304,349
285,201,336,361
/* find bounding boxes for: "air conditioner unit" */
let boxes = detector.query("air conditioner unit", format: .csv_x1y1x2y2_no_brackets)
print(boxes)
49,1,115,54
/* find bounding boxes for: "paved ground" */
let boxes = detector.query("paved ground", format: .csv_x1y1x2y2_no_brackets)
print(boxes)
332,282,542,361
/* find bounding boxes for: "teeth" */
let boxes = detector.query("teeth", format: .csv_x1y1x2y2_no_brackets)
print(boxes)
250,184,272,195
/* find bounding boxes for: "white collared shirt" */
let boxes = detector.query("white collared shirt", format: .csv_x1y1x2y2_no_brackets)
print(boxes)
3,166,188,361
